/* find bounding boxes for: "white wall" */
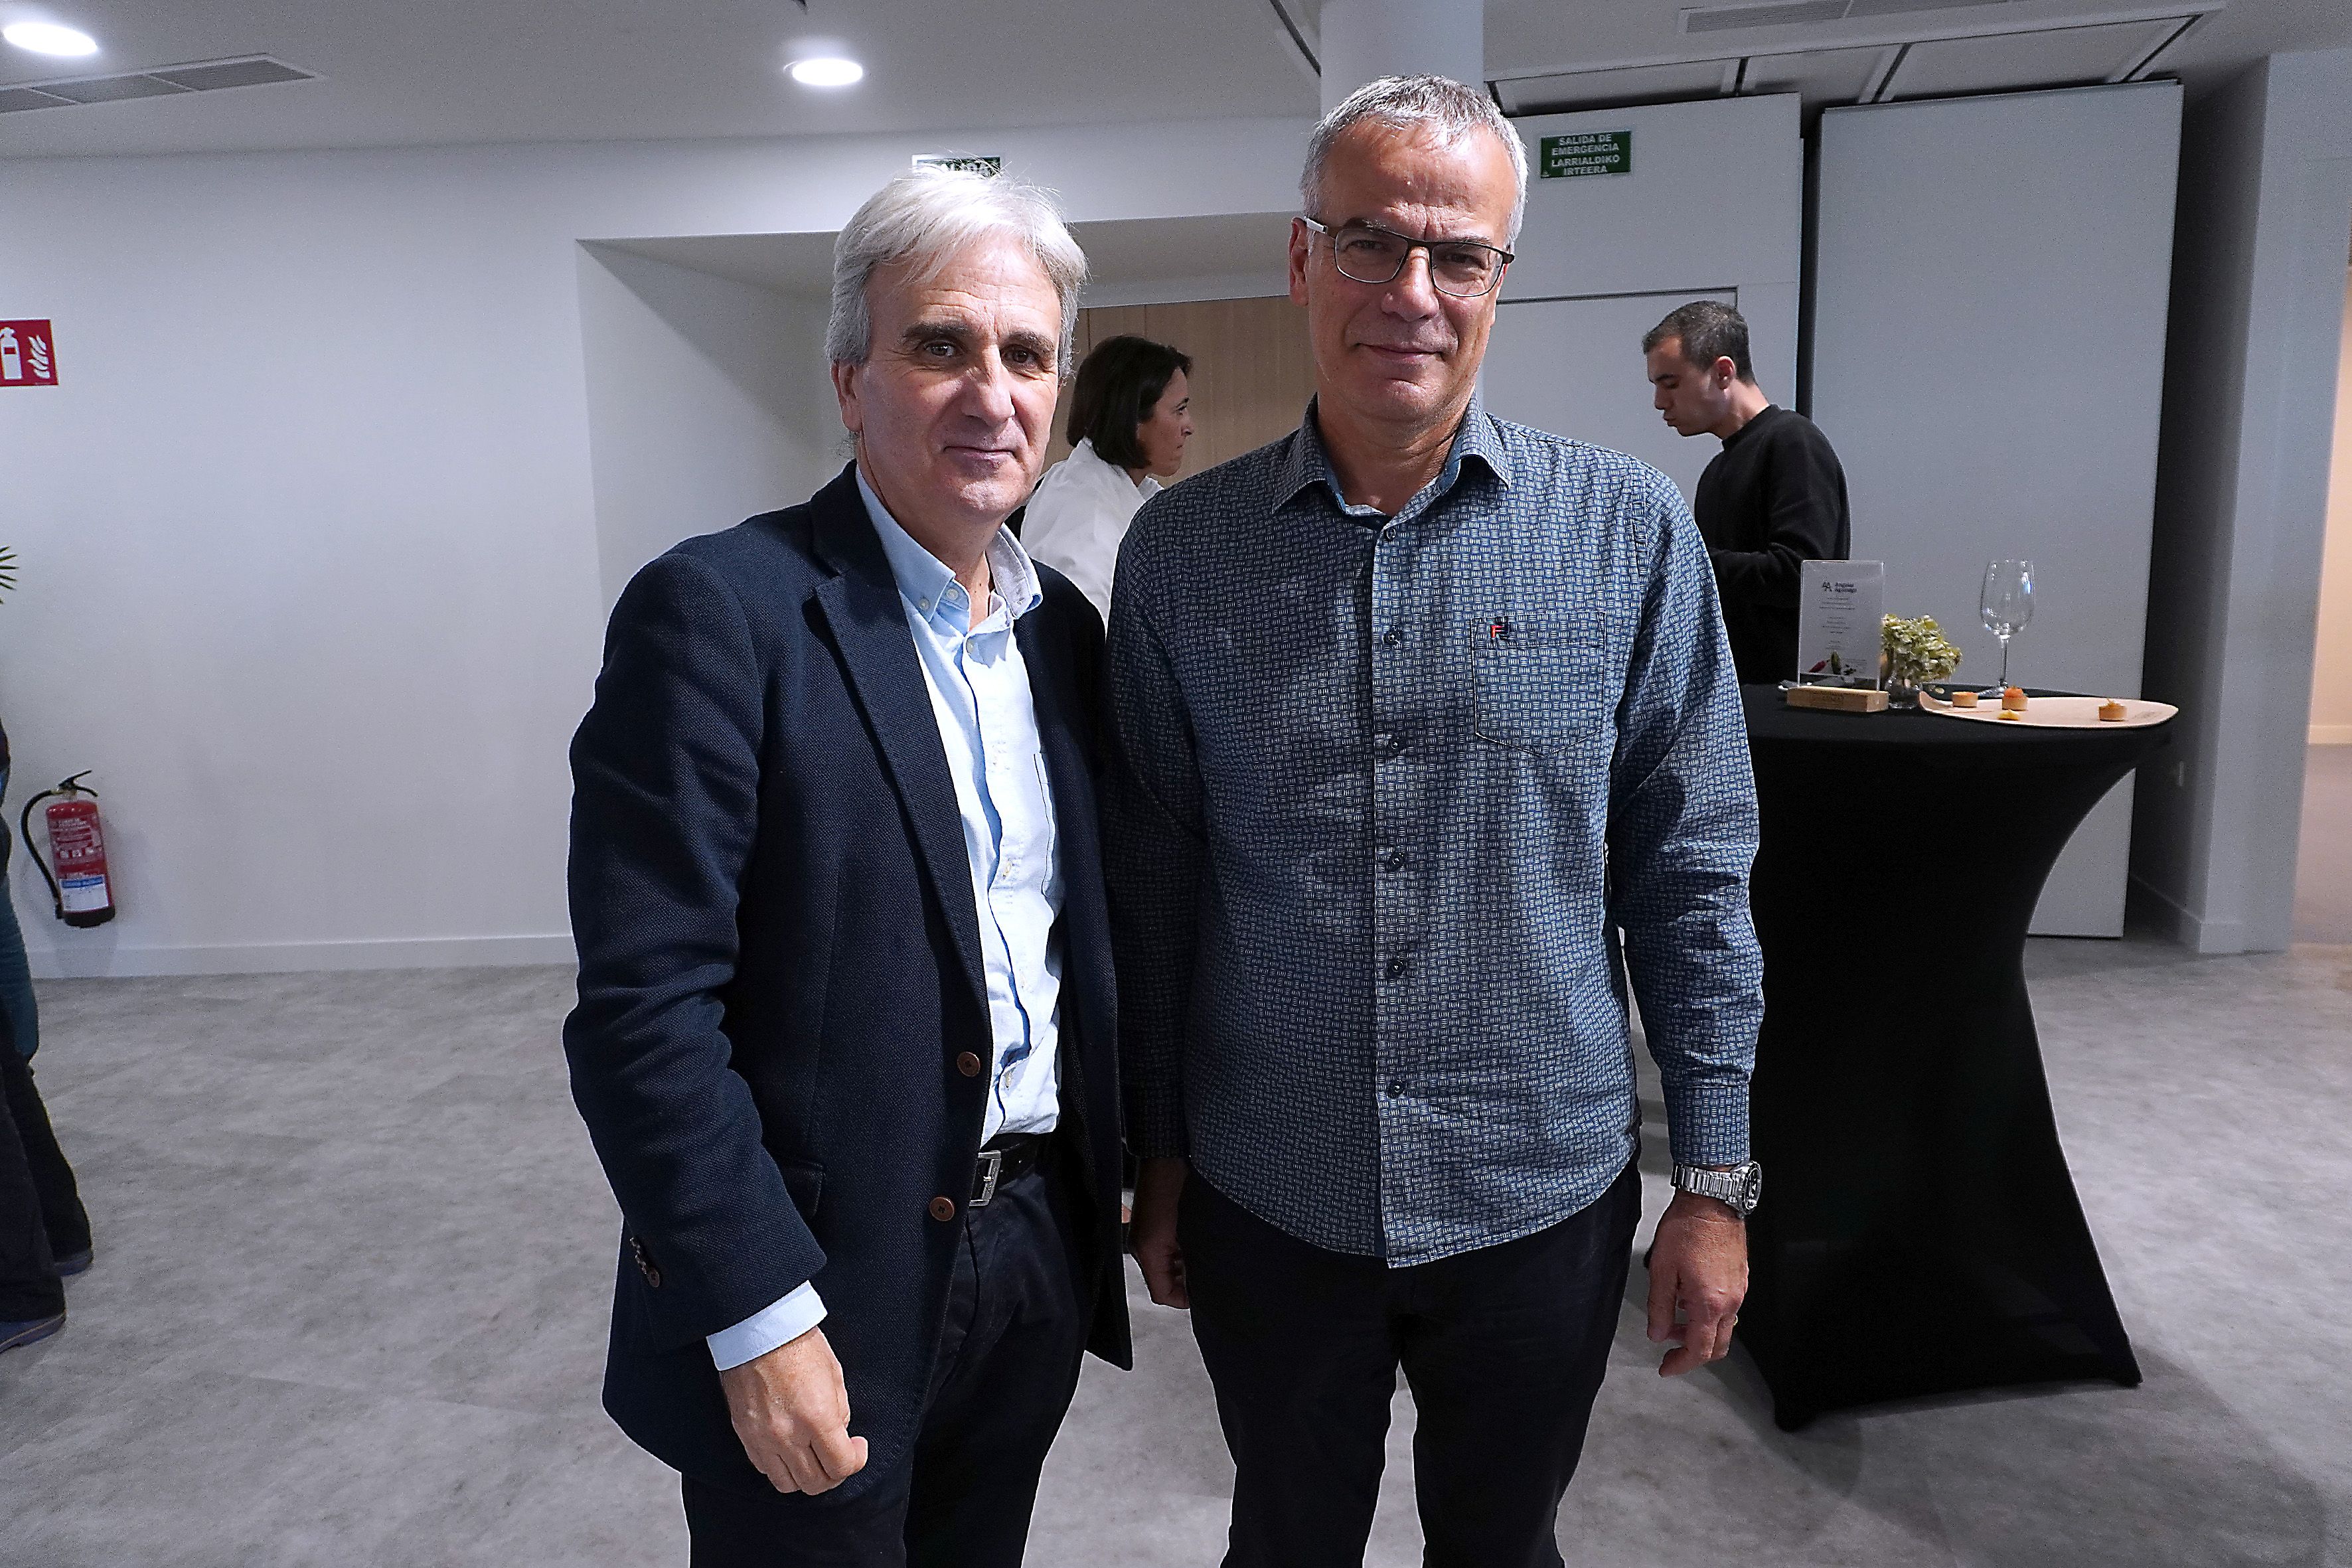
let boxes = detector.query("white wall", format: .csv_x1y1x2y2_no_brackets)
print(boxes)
577,246,838,609
2308,266,2352,745
1810,82,2183,939
1484,94,1804,495
0,118,1314,977
2136,48,2352,954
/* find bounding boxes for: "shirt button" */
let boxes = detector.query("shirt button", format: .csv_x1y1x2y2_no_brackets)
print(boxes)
1381,848,1408,872
929,1196,958,1222
1373,732,1401,758
1381,627,1403,647
1385,956,1407,980
956,1052,984,1077
1385,1079,1406,1098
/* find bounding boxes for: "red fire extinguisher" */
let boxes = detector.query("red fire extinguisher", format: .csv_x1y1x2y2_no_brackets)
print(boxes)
22,771,118,928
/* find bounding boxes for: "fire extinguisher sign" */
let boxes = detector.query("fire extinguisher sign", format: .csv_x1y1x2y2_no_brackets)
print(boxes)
0,321,58,387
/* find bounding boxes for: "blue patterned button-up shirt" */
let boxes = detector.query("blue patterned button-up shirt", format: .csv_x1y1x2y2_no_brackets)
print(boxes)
1104,396,1763,1265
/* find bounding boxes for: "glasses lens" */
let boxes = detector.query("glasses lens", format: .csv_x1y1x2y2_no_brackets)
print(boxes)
1431,246,1500,295
1330,226,1408,283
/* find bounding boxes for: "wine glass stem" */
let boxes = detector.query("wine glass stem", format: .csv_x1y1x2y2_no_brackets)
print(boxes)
1998,635,2012,690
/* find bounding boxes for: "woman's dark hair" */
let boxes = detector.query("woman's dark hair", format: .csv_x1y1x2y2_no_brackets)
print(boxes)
1067,335,1193,471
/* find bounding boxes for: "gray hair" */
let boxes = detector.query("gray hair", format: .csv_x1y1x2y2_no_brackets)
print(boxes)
1300,75,1528,246
826,168,1087,372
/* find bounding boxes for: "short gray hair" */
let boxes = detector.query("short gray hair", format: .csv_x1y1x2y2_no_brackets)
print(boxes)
1301,75,1528,246
825,167,1087,370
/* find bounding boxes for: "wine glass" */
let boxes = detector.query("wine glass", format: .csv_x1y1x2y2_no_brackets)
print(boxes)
1979,559,2035,697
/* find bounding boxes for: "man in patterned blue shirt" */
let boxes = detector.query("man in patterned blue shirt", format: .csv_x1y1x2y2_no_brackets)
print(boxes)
1106,76,1766,1566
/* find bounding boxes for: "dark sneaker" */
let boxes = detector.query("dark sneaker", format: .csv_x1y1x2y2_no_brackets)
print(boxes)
52,1248,91,1278
0,1312,64,1354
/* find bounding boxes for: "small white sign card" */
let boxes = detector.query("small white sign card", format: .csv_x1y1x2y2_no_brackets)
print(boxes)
1796,560,1885,686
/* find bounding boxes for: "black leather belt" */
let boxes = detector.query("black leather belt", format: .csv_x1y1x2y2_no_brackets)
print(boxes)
972,1133,1048,1208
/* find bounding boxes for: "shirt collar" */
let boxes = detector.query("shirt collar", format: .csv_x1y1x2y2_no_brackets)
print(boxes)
856,465,1044,627
1721,404,1780,451
1073,437,1161,500
1275,392,1514,517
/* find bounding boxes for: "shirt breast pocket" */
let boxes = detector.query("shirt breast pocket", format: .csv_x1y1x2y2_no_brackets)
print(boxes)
1472,627,1610,752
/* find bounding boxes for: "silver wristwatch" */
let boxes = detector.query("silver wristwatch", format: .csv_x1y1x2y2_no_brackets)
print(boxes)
1671,1160,1763,1217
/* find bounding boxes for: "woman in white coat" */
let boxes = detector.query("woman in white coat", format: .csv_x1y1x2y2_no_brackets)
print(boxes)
1021,335,1194,623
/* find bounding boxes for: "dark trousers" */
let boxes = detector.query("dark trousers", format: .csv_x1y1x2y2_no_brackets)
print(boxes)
1182,1159,1643,1568
0,1034,90,1321
682,1145,1089,1567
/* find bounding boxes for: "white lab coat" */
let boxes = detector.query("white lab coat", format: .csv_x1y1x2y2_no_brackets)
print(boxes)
1020,438,1161,623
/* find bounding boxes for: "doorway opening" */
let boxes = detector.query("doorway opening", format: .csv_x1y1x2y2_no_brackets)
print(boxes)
2295,250,2352,945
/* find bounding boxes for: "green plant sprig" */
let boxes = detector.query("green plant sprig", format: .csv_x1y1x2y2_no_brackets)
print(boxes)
1882,613,1962,686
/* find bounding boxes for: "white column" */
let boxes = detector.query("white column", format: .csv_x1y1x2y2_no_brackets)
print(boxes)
1316,0,1485,115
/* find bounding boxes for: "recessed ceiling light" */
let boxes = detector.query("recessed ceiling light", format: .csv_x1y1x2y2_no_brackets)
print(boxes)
3,21,100,56
788,56,864,88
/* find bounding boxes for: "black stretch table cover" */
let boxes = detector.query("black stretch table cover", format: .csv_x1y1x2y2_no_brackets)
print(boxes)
1736,686,2170,1429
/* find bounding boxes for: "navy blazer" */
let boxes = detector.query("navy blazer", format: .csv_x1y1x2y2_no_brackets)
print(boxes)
563,463,1131,1500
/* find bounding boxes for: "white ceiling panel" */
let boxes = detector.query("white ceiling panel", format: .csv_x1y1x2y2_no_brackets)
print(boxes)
1497,58,1734,114
1883,17,2185,97
1739,44,1897,98
0,0,1315,158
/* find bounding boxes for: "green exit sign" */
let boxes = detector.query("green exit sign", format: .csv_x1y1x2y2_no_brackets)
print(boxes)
1539,131,1632,179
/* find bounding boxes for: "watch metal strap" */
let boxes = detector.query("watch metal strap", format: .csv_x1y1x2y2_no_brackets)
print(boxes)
1678,1166,1741,1205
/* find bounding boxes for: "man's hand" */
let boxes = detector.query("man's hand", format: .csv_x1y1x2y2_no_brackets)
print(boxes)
716,1325,869,1494
1646,1190,1749,1377
1129,1156,1190,1308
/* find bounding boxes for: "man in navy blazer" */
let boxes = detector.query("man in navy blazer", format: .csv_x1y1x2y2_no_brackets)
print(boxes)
564,168,1129,1566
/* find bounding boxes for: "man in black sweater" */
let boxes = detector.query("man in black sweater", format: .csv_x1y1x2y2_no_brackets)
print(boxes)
1644,301,1849,684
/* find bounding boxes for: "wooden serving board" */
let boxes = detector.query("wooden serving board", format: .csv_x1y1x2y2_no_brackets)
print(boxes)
1919,692,2178,729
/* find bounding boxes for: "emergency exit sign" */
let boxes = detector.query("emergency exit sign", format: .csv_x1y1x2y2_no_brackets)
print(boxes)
913,154,1001,177
1539,131,1632,179
0,320,57,387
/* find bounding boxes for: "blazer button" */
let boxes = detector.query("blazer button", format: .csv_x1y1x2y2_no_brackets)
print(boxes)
929,1196,958,1222
956,1052,984,1078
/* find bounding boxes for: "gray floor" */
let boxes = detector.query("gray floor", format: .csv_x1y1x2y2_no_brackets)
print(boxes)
3,939,2350,1566
2297,745,2352,945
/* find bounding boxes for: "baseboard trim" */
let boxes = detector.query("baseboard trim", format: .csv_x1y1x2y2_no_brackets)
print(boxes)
2312,724,2352,745
2125,876,2250,955
24,933,576,980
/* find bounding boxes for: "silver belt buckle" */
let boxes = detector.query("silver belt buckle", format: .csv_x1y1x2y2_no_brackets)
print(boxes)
973,1148,1003,1208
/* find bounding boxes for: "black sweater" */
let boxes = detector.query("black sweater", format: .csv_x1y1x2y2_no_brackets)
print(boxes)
1692,405,1851,684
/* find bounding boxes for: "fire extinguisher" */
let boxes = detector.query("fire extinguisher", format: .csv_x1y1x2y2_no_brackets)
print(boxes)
21,771,118,928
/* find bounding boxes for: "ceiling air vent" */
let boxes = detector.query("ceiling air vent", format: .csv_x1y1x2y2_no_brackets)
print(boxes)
1682,0,2009,31
0,55,315,114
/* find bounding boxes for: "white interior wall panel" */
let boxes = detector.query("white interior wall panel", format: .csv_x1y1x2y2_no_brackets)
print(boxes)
1810,82,2183,937
1483,95,1803,492
0,117,1316,977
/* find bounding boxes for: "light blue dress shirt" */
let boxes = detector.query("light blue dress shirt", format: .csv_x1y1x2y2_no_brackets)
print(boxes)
707,469,1067,1371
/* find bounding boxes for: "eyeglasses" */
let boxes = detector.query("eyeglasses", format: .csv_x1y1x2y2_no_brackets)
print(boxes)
1300,217,1514,299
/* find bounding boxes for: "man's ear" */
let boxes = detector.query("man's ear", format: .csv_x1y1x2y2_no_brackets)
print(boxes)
831,358,863,435
1288,218,1315,308
1715,356,1739,391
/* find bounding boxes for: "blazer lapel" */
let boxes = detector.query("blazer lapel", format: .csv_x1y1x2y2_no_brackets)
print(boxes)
808,467,988,1018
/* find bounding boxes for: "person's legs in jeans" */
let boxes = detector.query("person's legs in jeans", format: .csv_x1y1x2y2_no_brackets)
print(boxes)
0,763,40,1064
901,1149,1089,1568
1396,1160,1644,1568
0,1021,64,1328
0,768,90,1266
1181,1172,1401,1568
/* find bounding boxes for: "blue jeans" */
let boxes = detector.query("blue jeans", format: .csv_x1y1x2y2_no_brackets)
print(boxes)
0,766,38,1061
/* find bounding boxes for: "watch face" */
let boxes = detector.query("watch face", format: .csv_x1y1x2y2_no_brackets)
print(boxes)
1741,1162,1763,1212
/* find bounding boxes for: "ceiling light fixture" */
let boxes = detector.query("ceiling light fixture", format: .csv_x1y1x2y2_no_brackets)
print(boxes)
3,21,101,56
787,55,864,88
